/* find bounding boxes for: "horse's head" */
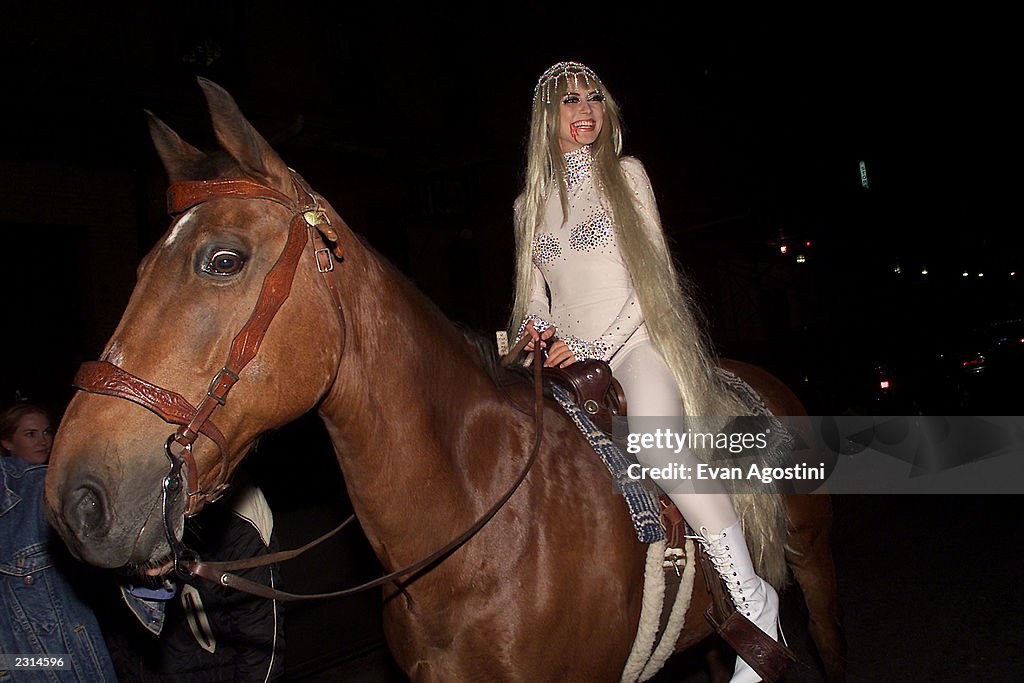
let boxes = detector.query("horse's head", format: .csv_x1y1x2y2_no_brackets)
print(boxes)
45,79,347,572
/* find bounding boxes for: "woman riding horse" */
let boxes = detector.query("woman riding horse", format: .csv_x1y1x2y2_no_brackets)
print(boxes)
42,77,842,682
511,61,783,682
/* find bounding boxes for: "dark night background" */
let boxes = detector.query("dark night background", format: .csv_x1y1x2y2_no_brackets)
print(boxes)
1,3,1020,681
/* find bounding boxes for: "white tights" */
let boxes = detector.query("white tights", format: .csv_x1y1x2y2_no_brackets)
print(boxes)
611,341,738,534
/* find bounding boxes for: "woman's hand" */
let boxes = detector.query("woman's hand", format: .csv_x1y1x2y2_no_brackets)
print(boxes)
522,320,556,352
544,339,577,368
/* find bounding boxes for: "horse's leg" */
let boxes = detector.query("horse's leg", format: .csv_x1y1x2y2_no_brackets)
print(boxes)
784,493,846,682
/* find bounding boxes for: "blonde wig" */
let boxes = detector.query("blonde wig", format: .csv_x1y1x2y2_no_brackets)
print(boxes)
509,62,788,586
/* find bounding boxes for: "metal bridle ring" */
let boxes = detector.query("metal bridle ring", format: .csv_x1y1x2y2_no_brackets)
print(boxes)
161,434,194,571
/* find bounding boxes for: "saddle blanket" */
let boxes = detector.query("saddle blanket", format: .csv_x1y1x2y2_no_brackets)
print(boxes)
549,368,793,544
549,384,665,543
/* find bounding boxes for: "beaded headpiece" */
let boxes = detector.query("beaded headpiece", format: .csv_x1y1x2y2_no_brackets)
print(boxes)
534,61,601,105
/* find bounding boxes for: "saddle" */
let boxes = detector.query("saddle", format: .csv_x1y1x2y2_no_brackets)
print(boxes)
542,360,624,435
543,359,794,683
541,360,687,541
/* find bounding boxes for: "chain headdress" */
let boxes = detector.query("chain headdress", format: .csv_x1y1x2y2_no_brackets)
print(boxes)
534,61,601,104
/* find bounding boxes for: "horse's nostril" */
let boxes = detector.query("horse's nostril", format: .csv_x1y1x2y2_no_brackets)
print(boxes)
66,485,110,539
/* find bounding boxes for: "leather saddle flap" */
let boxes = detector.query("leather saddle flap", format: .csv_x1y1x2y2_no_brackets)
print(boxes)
542,360,626,435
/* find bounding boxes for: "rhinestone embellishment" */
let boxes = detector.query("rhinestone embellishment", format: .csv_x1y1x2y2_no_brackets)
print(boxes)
563,145,594,192
569,208,614,252
531,233,562,266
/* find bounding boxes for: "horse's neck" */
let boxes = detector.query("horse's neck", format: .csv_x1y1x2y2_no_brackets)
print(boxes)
317,241,496,562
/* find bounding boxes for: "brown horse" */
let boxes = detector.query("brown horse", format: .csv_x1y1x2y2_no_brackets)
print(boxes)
45,79,843,682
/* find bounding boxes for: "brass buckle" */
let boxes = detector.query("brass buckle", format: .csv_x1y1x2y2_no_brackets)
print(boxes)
303,208,330,227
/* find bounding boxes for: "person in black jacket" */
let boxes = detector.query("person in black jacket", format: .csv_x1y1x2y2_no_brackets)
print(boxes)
102,474,284,682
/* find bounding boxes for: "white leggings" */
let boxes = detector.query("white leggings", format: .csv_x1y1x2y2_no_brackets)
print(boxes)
611,340,738,533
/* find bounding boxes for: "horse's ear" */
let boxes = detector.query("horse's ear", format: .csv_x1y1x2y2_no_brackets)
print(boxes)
196,77,293,195
146,111,208,182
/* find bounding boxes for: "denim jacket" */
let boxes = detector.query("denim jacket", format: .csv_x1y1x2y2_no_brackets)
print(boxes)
0,456,116,682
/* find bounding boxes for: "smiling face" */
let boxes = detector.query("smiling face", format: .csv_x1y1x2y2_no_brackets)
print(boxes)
2,411,53,465
558,86,605,153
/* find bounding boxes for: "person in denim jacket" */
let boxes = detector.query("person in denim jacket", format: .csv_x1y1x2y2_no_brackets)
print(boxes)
0,402,116,681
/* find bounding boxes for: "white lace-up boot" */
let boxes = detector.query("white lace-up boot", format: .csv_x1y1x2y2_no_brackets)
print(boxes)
699,521,781,683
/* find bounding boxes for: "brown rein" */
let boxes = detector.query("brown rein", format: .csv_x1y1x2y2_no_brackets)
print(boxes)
188,347,546,601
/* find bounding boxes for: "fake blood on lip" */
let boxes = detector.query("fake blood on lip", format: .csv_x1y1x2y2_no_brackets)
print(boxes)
570,120,593,143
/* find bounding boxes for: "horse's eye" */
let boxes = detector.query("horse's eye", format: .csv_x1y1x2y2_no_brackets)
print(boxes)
203,249,245,276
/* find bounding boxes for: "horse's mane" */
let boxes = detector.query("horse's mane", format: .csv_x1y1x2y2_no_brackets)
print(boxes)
455,325,524,385
454,324,540,417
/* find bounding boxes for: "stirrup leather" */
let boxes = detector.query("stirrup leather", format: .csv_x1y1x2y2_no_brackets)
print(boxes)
694,530,796,682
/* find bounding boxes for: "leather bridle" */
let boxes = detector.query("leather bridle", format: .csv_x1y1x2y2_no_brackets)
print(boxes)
70,172,545,600
72,172,347,573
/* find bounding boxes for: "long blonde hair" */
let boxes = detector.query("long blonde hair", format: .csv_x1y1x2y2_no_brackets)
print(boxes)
508,64,788,584
509,67,743,419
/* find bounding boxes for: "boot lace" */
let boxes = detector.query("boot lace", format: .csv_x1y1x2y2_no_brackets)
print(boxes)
695,526,749,614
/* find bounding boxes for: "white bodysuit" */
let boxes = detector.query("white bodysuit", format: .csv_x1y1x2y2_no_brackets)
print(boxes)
522,146,731,516
523,146,683,426
524,146,648,363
